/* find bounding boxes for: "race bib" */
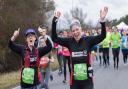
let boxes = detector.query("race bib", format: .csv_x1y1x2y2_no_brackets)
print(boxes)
104,41,108,46
22,68,35,84
74,63,88,80
113,40,118,45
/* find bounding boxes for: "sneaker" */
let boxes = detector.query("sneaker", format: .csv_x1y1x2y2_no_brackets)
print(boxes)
58,70,62,76
44,84,49,89
63,80,67,83
50,75,53,81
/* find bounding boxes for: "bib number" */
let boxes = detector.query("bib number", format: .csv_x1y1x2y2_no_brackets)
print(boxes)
22,68,35,84
104,41,108,46
113,40,118,46
74,63,88,80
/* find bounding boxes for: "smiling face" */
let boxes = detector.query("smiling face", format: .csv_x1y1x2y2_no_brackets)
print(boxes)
71,25,82,42
26,33,36,47
40,38,46,47
39,28,47,37
63,30,68,37
123,30,127,36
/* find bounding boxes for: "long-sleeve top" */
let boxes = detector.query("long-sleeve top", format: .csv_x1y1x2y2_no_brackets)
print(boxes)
52,16,106,84
8,38,52,88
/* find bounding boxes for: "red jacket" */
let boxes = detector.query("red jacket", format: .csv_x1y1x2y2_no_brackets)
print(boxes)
62,46,70,56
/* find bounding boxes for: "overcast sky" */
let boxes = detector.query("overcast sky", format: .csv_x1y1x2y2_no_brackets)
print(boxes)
54,0,128,25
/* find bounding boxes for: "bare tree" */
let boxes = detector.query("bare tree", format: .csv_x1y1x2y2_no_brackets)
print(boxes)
71,7,87,29
63,7,88,30
0,0,55,72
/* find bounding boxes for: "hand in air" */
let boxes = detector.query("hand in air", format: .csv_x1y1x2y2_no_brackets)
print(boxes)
13,28,20,38
54,11,61,19
100,7,108,21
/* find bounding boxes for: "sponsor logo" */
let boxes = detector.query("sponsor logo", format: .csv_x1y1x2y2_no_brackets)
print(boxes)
30,57,37,62
72,50,87,57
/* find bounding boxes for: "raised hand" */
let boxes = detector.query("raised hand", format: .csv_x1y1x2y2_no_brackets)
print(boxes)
54,11,61,19
38,26,43,33
11,28,20,41
100,7,108,21
13,28,20,38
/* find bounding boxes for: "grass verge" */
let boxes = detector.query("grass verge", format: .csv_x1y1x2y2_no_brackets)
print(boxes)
0,54,59,89
0,71,20,89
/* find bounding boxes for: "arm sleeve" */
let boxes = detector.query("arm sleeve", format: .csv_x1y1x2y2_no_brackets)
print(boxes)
8,40,24,56
87,22,106,48
46,35,54,48
48,54,51,59
38,38,52,58
52,16,70,48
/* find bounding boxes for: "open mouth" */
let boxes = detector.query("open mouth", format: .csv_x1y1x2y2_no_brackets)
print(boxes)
30,40,33,43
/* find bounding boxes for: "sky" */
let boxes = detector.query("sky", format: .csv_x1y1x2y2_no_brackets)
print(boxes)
53,0,128,27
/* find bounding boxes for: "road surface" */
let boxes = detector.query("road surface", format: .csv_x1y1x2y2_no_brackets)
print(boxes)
12,49,128,89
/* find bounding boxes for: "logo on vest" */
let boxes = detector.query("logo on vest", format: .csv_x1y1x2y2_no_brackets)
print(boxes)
72,50,87,57
30,57,37,62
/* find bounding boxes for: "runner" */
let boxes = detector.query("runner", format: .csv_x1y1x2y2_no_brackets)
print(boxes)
91,29,99,62
110,27,121,69
57,43,63,75
52,7,108,89
101,27,111,67
121,30,128,64
62,30,71,83
56,31,63,75
38,26,54,89
98,42,104,66
8,28,52,89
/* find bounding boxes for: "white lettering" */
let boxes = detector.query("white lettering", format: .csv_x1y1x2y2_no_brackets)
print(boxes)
72,50,87,57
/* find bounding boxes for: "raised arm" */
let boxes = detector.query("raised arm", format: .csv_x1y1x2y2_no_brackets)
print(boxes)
88,22,106,47
52,11,70,48
87,7,108,48
8,28,23,55
38,37,52,58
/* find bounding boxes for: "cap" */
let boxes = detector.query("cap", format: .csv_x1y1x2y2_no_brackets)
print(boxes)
25,28,36,36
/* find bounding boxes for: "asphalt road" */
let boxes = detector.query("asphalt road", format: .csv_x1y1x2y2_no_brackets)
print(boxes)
12,48,128,89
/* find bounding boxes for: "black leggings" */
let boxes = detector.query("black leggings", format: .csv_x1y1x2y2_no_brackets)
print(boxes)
102,48,109,67
63,56,71,80
99,48,103,66
70,81,94,89
112,47,120,68
57,54,63,72
122,49,128,63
